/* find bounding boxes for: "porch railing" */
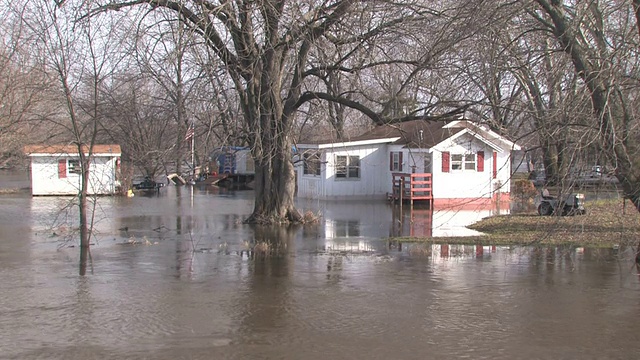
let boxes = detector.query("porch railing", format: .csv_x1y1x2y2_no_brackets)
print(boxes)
391,173,433,204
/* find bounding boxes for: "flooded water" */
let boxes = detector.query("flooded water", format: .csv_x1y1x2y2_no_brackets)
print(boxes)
1,170,640,359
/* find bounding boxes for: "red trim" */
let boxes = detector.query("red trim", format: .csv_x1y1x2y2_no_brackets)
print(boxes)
442,152,450,173
492,152,497,179
58,159,67,178
433,194,511,209
477,151,484,172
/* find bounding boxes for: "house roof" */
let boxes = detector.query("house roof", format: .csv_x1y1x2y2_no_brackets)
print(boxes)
299,119,522,149
24,144,122,156
347,120,465,148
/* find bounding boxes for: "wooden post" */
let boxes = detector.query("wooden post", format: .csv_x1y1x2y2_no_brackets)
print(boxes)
410,177,414,209
399,177,403,212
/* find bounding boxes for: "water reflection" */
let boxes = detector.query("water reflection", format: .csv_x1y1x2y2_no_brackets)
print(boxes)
390,204,508,238
3,179,640,359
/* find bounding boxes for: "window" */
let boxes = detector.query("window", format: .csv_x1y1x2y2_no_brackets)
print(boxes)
336,155,360,179
390,152,403,171
464,154,476,170
424,154,432,173
303,151,321,176
68,159,82,175
450,154,476,171
451,154,463,170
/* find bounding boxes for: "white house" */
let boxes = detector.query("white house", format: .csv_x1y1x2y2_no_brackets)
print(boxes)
295,120,521,207
24,144,122,196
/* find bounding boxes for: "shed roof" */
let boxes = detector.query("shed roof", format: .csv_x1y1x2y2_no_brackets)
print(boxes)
24,144,122,156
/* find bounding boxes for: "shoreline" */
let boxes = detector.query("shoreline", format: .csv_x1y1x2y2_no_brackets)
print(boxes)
390,198,639,248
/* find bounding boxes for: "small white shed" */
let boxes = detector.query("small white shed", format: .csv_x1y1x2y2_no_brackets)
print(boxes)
24,144,122,196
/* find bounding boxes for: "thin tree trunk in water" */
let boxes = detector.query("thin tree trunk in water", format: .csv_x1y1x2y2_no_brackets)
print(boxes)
78,149,92,273
79,150,90,250
79,246,89,276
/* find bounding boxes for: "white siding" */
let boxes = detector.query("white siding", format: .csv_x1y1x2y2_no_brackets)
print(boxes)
388,145,431,173
431,133,496,199
31,156,119,196
495,150,512,193
296,144,390,199
296,130,515,201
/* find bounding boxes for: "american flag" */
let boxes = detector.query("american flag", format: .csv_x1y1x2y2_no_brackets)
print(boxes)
184,124,194,141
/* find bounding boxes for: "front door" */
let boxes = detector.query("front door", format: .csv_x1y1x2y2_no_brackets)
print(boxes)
424,153,432,173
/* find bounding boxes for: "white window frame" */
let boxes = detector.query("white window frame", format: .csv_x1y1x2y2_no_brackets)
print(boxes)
451,154,463,171
303,151,321,176
464,153,476,171
391,152,401,171
335,155,360,179
451,154,476,172
68,159,82,175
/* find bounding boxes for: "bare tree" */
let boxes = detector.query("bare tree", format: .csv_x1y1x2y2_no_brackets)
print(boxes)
89,1,479,224
532,0,640,210
132,12,206,176
19,0,128,273
101,74,176,182
0,5,51,168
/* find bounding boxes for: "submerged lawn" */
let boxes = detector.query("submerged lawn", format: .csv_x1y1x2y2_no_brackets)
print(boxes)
393,199,640,248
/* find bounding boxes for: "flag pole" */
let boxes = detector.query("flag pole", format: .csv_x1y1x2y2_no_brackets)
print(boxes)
190,121,195,180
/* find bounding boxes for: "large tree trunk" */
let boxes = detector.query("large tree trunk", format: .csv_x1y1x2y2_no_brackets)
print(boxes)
535,0,640,212
246,125,302,225
248,158,302,225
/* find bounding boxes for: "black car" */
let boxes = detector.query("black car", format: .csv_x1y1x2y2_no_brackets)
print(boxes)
133,177,164,192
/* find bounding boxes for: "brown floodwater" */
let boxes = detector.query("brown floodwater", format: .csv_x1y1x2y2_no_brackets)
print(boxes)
1,170,639,359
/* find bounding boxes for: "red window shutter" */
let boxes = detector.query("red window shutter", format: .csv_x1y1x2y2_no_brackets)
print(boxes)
477,151,485,172
399,152,403,172
58,159,67,178
492,152,498,179
442,152,450,173
389,152,394,171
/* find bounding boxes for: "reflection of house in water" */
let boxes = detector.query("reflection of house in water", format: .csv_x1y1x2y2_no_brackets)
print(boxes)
323,219,378,253
431,244,499,258
302,200,394,254
308,199,510,254
391,204,509,238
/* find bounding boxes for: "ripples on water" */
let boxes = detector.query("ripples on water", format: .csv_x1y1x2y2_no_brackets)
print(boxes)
0,184,639,359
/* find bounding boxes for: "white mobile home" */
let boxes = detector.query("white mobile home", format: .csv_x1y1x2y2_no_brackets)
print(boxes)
25,144,122,196
295,120,520,207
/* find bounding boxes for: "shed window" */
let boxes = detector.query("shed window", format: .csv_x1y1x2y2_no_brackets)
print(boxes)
303,151,321,176
68,159,82,175
464,154,476,170
451,154,463,170
336,155,360,179
450,154,476,171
